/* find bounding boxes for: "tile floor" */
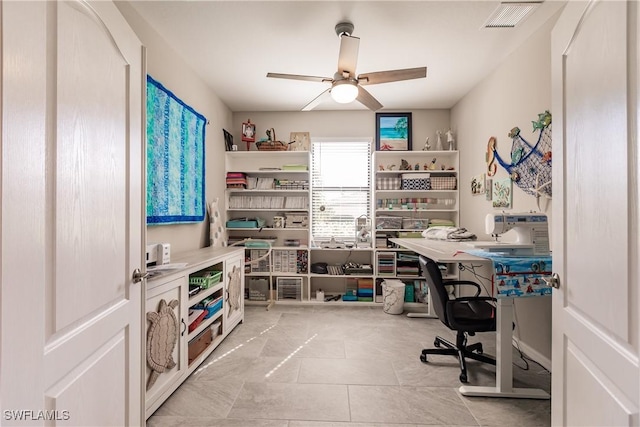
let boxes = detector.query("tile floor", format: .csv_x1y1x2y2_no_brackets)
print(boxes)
148,305,551,426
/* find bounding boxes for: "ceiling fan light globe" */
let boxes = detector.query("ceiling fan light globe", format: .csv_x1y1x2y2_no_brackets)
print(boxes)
331,81,358,104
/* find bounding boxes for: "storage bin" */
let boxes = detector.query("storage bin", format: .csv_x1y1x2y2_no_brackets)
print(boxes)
402,218,429,229
189,270,222,289
400,172,432,179
226,217,266,228
276,277,302,301
376,216,403,229
194,296,223,319
376,177,401,190
248,278,269,301
210,320,222,339
188,328,212,364
401,178,431,190
430,176,457,190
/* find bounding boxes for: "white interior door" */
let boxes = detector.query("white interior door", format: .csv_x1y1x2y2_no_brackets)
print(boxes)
551,1,639,425
1,1,144,425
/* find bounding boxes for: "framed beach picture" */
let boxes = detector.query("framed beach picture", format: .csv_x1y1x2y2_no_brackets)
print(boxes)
375,112,412,151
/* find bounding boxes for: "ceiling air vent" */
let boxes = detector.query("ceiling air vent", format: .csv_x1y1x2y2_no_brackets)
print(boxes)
483,2,542,28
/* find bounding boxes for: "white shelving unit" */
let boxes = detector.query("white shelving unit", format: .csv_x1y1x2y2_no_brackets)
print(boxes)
372,150,460,312
224,150,461,309
225,151,311,304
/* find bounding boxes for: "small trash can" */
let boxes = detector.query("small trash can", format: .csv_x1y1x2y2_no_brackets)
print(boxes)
382,279,406,315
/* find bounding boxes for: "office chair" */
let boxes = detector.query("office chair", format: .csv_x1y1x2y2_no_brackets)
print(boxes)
418,256,497,383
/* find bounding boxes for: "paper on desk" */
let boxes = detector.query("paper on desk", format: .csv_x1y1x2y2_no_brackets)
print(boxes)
148,263,188,271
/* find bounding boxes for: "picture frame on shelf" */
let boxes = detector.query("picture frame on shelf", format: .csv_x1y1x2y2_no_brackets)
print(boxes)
289,132,310,151
242,119,256,151
223,129,233,151
375,112,412,151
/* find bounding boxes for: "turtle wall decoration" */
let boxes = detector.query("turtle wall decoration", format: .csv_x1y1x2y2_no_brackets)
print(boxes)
146,298,179,391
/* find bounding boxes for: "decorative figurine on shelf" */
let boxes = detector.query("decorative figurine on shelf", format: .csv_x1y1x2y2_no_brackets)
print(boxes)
429,158,437,170
446,129,455,150
435,130,444,151
241,119,256,151
400,159,410,170
422,137,431,151
414,163,420,170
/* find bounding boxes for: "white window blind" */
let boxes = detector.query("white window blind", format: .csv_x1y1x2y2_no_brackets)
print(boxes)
311,140,371,241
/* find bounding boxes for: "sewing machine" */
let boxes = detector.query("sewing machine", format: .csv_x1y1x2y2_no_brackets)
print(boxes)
469,212,550,256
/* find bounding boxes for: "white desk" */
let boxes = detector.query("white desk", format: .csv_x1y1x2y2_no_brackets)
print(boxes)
390,238,550,399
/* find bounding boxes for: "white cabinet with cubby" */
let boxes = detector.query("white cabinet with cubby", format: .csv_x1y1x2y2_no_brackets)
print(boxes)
144,275,188,417
145,246,244,419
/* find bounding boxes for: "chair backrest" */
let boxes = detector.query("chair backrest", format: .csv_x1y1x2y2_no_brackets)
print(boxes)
418,256,451,327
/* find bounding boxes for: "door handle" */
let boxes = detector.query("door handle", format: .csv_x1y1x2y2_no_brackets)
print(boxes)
132,268,149,283
181,319,186,336
543,273,560,289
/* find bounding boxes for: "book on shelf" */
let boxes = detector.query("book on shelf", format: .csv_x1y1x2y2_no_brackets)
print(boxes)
281,164,308,171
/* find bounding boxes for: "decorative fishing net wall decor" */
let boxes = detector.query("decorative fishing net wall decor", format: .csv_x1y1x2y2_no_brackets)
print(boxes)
490,111,552,208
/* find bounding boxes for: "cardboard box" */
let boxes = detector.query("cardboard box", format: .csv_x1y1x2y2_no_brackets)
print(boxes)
188,328,212,364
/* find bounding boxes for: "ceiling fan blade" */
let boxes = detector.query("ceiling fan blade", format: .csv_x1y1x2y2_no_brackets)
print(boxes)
356,86,383,111
358,67,427,86
267,72,332,83
337,35,359,76
302,88,331,111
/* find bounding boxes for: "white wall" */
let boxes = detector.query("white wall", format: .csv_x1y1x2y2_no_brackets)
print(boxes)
116,2,233,256
451,13,560,365
230,110,450,151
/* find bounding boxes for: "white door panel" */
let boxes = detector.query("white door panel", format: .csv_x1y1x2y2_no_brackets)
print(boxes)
54,0,129,334
46,333,127,427
552,1,639,424
566,344,635,426
564,0,629,339
1,1,144,425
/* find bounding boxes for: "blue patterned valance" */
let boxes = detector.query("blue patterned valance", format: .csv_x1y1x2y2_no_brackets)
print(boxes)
146,75,206,224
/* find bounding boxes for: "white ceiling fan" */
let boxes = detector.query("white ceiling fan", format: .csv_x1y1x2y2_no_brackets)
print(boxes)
266,21,427,111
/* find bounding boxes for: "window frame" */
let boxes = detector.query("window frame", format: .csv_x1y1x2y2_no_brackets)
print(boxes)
310,137,373,243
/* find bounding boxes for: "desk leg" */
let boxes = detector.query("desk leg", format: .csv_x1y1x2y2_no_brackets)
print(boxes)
458,298,550,399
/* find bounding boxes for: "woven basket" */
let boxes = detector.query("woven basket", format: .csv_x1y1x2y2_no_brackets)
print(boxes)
257,128,288,151
257,140,288,151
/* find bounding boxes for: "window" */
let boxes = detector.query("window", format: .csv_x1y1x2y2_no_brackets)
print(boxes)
311,139,371,242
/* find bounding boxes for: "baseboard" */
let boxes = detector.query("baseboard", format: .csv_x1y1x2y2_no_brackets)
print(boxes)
512,337,552,372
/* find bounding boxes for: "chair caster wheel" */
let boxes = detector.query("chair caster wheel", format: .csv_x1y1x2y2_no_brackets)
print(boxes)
434,340,441,348
420,354,428,363
459,373,468,383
